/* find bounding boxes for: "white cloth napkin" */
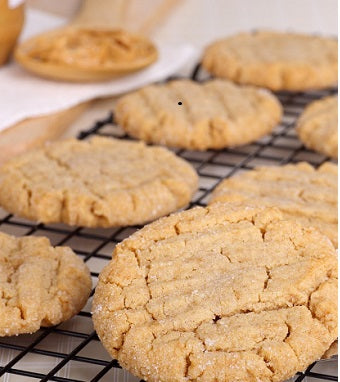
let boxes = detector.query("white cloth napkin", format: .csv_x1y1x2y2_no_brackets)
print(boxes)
0,9,197,132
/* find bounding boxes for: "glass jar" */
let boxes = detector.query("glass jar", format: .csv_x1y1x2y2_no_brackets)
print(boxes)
0,0,25,65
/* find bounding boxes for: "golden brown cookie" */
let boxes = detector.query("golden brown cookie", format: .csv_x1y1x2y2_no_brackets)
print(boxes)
202,31,338,91
297,96,338,158
0,232,91,336
93,203,338,382
0,137,198,227
210,162,338,247
15,27,158,81
115,79,282,150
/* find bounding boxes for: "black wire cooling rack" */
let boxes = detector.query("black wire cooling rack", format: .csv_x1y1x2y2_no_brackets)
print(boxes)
0,64,337,382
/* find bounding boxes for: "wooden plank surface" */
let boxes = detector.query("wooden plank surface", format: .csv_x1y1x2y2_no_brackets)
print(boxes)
0,101,90,164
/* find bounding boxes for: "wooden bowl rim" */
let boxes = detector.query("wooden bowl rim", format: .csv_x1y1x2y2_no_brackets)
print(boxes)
14,26,158,82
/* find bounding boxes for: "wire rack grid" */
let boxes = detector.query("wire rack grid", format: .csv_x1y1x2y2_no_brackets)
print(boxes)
0,64,337,382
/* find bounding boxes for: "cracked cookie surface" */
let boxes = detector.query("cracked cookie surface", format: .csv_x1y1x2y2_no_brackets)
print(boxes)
115,79,282,150
202,31,338,91
0,137,198,227
92,203,338,382
210,162,338,247
297,96,338,159
0,232,91,336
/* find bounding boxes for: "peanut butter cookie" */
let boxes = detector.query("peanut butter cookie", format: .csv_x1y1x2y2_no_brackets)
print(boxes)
93,203,337,382
202,31,338,91
297,96,338,158
210,162,337,247
115,79,282,150
0,232,91,336
0,137,198,227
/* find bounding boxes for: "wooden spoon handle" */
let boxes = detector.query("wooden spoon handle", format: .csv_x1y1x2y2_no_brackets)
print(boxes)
138,0,181,35
72,0,127,27
73,0,182,36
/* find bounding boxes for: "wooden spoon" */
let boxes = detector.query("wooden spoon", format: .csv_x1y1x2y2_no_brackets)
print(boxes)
14,26,158,82
14,0,183,82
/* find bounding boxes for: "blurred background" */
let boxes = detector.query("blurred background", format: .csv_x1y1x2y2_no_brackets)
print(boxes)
27,0,337,50
0,0,337,164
